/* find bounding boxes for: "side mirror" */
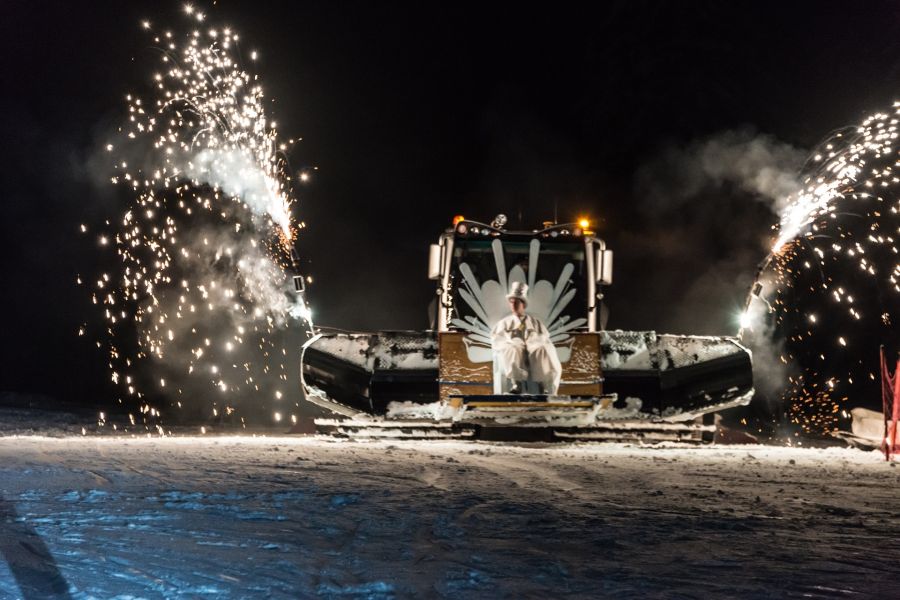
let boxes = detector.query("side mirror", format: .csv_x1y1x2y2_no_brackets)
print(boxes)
596,248,613,286
428,244,442,280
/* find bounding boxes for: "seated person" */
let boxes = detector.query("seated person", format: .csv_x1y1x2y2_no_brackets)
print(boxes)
491,282,562,395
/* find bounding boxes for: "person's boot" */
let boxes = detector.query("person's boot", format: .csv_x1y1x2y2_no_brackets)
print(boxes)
508,381,522,394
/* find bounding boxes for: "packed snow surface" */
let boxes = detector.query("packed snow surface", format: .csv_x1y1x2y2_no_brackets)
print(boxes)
1,436,899,598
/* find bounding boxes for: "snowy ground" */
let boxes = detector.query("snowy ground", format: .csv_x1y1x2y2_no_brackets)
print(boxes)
1,435,899,599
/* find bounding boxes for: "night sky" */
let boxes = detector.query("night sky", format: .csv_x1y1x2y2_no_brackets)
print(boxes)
1,1,898,409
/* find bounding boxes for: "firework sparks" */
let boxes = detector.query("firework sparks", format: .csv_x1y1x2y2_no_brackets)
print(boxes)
84,10,313,432
742,101,899,435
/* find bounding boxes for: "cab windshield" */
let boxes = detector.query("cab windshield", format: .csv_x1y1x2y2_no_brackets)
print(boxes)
450,238,588,330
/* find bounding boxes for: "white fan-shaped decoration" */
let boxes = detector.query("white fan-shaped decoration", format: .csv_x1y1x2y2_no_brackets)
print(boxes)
451,238,586,363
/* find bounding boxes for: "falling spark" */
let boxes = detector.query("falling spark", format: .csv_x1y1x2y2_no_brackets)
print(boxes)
743,101,900,434
89,8,314,434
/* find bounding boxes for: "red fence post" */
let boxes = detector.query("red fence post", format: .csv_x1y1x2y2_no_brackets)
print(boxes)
882,348,900,461
893,359,900,460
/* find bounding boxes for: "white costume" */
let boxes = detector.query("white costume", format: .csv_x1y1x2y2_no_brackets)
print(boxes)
491,283,562,394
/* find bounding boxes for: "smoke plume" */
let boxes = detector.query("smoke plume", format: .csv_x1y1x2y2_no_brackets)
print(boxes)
185,149,292,235
624,129,805,336
636,128,805,215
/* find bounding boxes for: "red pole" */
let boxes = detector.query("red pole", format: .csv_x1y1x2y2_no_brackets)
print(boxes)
881,348,896,460
892,359,900,460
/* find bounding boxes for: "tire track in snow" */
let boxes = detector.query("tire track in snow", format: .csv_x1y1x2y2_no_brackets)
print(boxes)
450,448,585,497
